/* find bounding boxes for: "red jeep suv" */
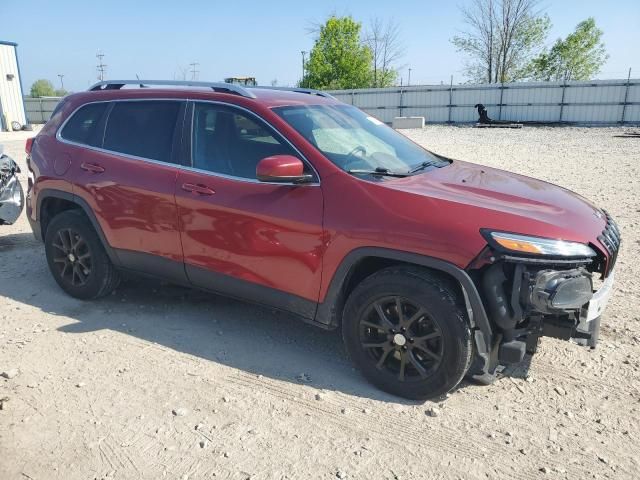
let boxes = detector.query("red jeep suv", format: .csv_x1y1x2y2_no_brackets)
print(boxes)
25,80,620,399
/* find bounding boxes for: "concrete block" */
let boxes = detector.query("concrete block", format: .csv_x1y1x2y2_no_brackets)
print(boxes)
392,116,425,129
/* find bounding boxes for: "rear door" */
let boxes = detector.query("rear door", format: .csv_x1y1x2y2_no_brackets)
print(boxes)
174,102,324,318
67,99,188,282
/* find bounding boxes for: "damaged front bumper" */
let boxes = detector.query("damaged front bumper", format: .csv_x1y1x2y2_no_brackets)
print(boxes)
0,147,24,225
542,268,615,348
469,219,620,381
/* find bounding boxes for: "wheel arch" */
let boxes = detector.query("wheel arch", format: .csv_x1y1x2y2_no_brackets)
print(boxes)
315,247,493,356
37,189,120,266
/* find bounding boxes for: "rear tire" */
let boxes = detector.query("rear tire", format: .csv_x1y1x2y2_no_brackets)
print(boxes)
342,266,472,400
44,210,120,299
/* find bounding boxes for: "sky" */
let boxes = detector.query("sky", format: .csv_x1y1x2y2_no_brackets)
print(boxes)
2,0,639,93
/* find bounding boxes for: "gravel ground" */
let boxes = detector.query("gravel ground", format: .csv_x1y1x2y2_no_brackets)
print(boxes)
1,125,639,480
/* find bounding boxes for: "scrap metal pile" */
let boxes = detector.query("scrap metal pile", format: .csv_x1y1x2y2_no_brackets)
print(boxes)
474,104,523,128
0,145,24,225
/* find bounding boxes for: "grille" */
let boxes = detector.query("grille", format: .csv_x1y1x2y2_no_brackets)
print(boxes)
597,211,621,276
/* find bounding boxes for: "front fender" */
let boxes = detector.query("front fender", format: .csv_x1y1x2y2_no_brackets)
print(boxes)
314,247,493,356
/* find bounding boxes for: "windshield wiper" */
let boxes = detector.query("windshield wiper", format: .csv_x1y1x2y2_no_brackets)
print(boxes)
408,160,440,174
347,167,407,177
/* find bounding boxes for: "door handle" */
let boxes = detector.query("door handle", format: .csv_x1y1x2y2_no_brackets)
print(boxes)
181,183,215,195
80,162,105,174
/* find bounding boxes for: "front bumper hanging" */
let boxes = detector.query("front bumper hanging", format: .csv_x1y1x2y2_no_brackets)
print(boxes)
479,255,616,368
543,268,615,348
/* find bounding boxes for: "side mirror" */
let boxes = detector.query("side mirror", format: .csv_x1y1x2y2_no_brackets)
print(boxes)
256,155,313,184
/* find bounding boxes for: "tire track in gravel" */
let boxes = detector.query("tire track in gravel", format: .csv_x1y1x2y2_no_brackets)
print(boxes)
227,372,541,480
231,369,630,479
128,340,615,480
527,358,640,400
101,288,629,479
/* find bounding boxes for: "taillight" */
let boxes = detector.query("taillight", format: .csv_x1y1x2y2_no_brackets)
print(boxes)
25,137,35,155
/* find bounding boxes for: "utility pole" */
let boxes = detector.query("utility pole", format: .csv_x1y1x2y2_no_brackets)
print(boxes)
96,52,107,81
408,68,412,87
301,51,307,88
621,67,632,124
57,74,64,90
189,62,200,81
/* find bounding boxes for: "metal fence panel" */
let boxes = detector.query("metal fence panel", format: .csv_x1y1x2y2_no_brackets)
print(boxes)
564,84,625,104
500,105,561,122
25,97,63,124
562,104,621,123
23,80,640,126
624,105,640,122
627,84,640,102
326,78,640,125
453,86,500,109
403,106,449,123
502,84,562,105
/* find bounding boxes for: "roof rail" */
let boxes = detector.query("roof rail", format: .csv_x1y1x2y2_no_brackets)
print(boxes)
251,86,335,99
87,80,257,99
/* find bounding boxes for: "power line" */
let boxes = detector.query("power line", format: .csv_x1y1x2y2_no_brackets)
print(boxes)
301,51,307,87
189,62,199,81
96,52,107,81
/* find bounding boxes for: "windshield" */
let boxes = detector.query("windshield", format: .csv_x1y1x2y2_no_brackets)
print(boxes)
273,104,449,175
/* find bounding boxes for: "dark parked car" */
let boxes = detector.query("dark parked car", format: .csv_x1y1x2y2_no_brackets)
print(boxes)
25,80,619,399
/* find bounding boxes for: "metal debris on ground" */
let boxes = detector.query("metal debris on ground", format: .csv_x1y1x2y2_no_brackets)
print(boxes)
473,103,523,128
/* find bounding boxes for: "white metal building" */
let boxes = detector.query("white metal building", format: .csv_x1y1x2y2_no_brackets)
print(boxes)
0,40,27,131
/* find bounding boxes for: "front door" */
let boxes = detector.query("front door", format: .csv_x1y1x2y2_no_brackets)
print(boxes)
175,102,324,318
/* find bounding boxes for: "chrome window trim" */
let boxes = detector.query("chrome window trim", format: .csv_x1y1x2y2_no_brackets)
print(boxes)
55,98,320,187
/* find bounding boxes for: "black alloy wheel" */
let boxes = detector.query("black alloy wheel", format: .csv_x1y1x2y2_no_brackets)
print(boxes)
51,228,92,287
342,266,473,400
44,210,120,299
360,296,443,382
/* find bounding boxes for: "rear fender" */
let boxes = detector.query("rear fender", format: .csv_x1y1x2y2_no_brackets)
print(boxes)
37,189,121,266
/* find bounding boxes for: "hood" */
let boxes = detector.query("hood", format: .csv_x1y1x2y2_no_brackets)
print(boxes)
382,159,607,246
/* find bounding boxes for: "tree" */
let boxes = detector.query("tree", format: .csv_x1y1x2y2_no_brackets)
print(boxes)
364,18,405,87
452,0,550,83
54,89,68,97
174,65,189,81
302,16,373,90
529,18,608,81
30,79,56,97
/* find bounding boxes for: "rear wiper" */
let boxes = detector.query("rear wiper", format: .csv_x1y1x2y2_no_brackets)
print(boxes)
347,167,407,178
408,160,440,174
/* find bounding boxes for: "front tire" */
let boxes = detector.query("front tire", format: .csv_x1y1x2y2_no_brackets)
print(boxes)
342,266,472,400
44,210,120,299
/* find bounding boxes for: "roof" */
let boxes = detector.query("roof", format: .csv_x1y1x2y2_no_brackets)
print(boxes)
250,88,338,107
0,40,18,47
80,81,340,108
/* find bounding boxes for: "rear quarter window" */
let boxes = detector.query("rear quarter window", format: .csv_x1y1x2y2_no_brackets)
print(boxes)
60,103,108,146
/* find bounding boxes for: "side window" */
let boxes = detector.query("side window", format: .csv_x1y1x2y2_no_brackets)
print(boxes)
192,103,300,179
103,101,181,163
60,103,108,146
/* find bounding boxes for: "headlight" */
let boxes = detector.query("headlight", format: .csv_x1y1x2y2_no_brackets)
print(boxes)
483,231,596,257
